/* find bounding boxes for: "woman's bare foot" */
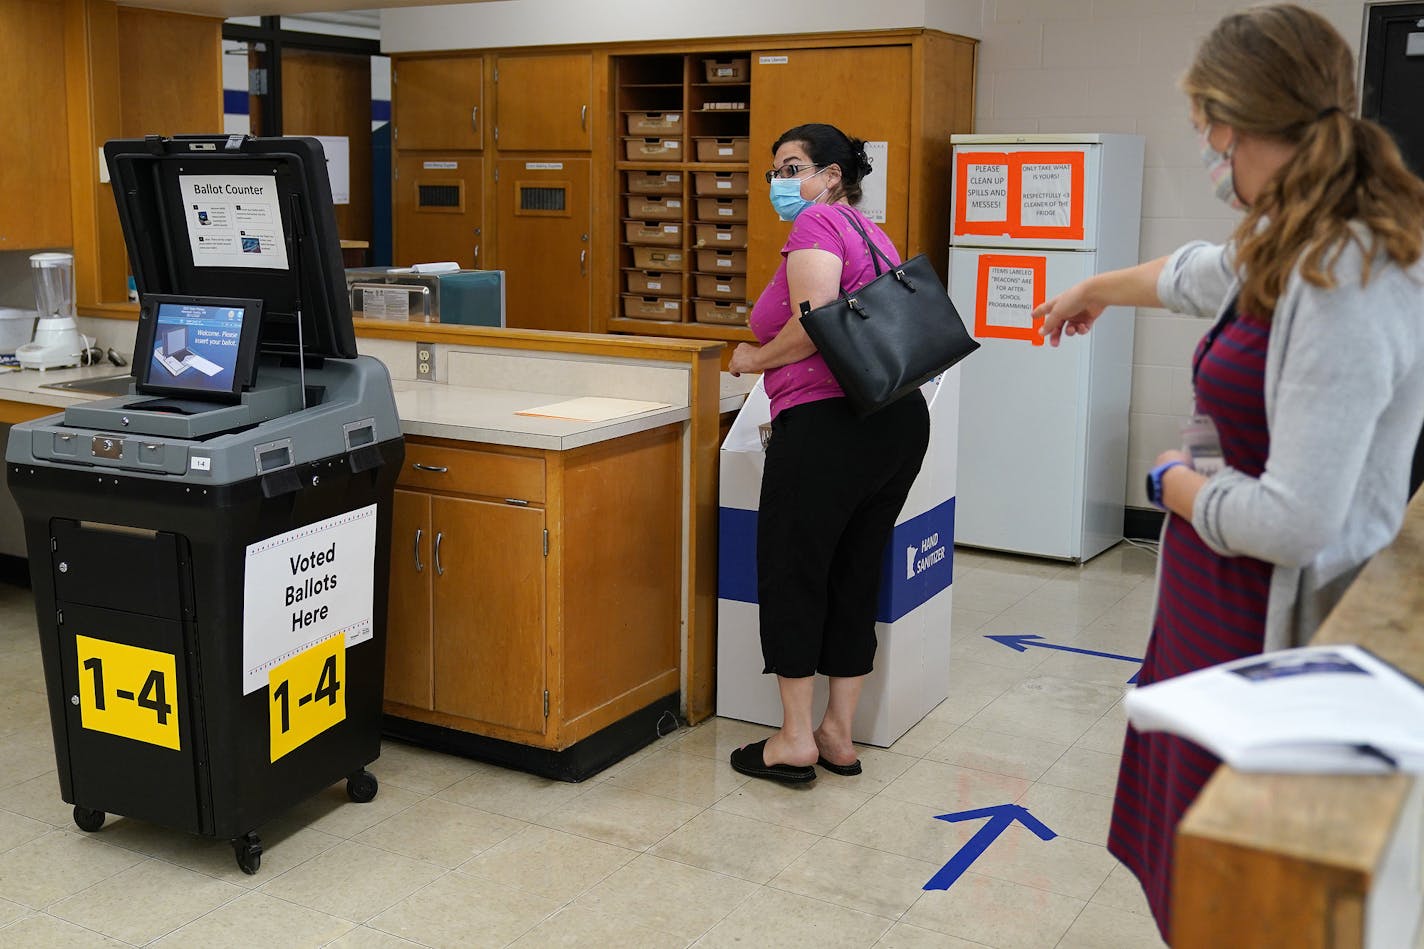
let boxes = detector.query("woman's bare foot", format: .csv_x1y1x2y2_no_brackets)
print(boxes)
813,725,858,767
759,730,818,768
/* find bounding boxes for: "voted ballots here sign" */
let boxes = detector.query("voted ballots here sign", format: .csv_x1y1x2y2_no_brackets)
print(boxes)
242,505,377,696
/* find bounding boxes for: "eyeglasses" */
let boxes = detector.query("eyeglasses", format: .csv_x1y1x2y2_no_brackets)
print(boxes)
764,162,821,184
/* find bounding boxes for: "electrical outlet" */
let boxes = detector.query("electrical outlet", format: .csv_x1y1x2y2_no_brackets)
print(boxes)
416,341,434,381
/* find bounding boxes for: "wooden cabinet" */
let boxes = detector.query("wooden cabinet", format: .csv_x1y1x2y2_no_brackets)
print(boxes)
383,426,681,763
495,157,591,332
282,48,374,245
603,36,972,350
0,0,71,250
493,52,593,151
385,489,433,709
393,154,484,268
389,31,975,350
612,52,754,338
393,55,484,151
746,45,913,299
429,496,546,733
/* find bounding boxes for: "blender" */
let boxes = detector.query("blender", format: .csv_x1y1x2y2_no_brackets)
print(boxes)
18,252,84,370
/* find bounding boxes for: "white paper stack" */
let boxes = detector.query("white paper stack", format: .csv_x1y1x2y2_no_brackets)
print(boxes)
1125,644,1424,773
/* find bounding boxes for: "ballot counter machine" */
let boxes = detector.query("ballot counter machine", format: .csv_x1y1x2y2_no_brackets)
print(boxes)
6,135,404,874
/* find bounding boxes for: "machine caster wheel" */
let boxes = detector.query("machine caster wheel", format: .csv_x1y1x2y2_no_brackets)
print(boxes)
232,832,262,875
72,805,105,832
346,769,378,803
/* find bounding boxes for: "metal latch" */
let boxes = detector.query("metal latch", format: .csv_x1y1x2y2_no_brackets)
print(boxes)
91,435,123,460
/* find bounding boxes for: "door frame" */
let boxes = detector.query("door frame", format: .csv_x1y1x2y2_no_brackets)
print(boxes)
1361,2,1424,122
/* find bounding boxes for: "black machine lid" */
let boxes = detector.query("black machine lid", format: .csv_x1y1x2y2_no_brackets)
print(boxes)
104,134,357,360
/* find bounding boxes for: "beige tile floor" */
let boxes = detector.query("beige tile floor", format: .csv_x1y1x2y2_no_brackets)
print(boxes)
0,543,1177,948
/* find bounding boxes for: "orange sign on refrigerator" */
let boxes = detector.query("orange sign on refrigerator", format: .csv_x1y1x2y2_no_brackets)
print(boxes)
953,150,1086,242
1013,151,1085,241
953,151,1012,237
975,254,1047,346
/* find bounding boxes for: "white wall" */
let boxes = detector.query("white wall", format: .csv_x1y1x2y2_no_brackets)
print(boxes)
384,0,1376,512
381,0,983,52
975,0,1368,507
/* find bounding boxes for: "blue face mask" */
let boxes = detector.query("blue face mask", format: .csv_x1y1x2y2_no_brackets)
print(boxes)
769,167,829,222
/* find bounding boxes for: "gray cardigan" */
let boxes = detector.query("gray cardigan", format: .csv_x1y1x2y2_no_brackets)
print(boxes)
1156,238,1424,651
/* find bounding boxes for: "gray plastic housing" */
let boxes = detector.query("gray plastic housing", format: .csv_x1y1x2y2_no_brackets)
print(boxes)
7,355,401,486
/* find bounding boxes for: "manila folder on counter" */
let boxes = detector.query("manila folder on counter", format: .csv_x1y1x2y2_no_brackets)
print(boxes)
1125,644,1424,773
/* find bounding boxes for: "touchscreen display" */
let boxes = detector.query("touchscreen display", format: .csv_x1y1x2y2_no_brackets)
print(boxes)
147,301,248,395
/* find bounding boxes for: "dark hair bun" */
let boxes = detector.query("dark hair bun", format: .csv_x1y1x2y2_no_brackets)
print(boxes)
837,136,871,181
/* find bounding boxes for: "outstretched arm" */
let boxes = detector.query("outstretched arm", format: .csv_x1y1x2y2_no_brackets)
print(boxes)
1033,256,1168,347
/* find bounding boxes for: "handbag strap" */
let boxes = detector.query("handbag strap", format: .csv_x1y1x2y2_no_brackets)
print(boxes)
834,206,897,278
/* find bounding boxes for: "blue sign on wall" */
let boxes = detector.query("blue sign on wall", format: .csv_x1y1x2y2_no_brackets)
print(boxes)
718,497,956,623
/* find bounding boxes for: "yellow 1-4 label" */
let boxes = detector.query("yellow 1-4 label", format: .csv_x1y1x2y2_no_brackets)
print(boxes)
269,633,346,762
74,635,180,751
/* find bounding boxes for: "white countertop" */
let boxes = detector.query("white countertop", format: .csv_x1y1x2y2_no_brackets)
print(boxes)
0,364,124,411
0,363,758,451
392,379,690,450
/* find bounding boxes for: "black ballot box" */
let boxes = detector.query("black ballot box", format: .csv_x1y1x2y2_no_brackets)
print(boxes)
6,135,404,874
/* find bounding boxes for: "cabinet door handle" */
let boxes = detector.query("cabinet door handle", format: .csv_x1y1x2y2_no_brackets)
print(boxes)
414,528,424,572
579,248,587,276
473,243,480,267
580,104,587,130
471,105,479,132
412,463,448,473
434,531,444,576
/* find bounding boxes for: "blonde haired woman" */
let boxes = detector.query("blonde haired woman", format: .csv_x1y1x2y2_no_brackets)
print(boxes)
1034,5,1424,941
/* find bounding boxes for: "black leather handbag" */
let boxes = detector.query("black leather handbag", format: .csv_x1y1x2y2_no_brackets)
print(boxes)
800,208,979,416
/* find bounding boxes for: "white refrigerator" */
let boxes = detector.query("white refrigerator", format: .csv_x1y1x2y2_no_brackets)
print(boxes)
948,133,1144,561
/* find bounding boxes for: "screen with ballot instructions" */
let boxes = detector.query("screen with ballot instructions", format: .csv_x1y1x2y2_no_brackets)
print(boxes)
136,294,264,400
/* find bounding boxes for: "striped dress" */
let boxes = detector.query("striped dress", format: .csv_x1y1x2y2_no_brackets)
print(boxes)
1107,304,1273,943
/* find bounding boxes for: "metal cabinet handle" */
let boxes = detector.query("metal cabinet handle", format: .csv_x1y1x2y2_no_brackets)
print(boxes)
473,244,480,266
579,248,587,276
434,531,444,576
412,463,448,473
414,528,423,572
580,104,587,130
471,105,479,132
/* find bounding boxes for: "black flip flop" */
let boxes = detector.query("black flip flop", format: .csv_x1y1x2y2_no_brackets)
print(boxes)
729,739,816,784
817,755,862,776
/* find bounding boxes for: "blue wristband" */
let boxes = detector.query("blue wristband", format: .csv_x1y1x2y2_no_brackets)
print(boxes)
1146,460,1187,510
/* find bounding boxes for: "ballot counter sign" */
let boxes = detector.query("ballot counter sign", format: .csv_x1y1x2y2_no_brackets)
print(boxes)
242,505,376,698
75,636,180,750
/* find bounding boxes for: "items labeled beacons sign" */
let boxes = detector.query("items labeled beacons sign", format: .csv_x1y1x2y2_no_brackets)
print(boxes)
949,134,1144,561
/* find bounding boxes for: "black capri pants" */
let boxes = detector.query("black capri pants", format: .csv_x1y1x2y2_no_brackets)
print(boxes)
757,391,930,678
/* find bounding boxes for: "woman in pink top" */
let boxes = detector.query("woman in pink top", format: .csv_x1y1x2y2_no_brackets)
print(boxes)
727,123,930,784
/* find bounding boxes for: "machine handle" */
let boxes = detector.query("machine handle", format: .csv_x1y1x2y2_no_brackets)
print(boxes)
580,104,587,130
579,249,587,276
434,531,444,576
414,528,424,572
471,105,479,132
413,463,448,473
